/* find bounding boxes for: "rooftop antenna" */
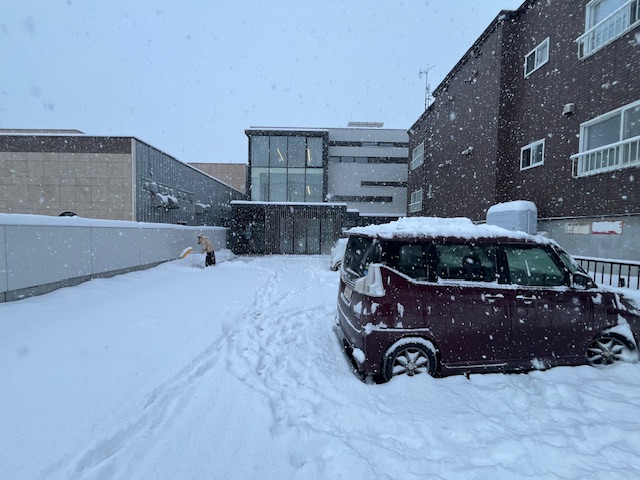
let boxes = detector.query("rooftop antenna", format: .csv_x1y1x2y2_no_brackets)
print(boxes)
419,66,435,110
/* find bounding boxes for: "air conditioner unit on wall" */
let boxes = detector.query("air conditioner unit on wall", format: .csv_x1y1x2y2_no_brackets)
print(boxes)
562,103,575,117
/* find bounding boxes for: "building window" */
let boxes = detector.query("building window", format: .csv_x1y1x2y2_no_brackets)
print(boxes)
328,156,406,164
524,38,549,77
410,142,424,170
249,134,325,201
360,181,408,187
331,195,393,203
409,189,422,213
571,100,640,177
577,0,639,59
520,139,545,171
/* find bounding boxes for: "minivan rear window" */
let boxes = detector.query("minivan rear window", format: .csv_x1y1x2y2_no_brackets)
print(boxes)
343,236,379,277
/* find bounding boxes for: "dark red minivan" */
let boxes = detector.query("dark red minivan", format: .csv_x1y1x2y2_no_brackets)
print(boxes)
335,217,640,382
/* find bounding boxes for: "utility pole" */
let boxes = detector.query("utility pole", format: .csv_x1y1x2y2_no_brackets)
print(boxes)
419,66,435,111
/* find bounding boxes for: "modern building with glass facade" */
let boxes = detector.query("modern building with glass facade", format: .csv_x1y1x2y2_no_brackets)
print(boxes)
235,125,408,255
248,129,327,203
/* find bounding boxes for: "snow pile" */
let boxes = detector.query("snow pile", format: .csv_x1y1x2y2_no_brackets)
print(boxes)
1,255,640,479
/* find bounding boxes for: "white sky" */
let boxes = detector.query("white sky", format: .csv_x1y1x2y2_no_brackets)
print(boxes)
1,0,523,165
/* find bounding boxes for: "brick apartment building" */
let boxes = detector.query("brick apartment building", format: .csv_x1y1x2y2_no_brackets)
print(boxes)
408,0,640,260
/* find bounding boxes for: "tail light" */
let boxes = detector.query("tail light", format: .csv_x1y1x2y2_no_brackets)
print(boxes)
353,264,385,297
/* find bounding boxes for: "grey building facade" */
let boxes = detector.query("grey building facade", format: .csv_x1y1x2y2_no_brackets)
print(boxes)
0,130,245,226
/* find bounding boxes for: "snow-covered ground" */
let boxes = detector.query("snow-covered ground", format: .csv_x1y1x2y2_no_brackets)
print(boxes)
2,252,640,479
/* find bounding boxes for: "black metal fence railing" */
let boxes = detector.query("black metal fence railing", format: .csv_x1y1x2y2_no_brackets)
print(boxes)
573,255,640,290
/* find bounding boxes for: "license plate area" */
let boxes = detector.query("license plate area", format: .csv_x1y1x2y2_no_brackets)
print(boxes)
343,284,353,303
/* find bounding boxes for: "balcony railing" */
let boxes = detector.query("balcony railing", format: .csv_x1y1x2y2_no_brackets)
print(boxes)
571,135,640,177
574,255,640,290
576,0,639,59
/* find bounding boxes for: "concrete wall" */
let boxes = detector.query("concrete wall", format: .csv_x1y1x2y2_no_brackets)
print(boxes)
0,214,226,303
327,162,408,216
0,136,135,220
539,215,640,262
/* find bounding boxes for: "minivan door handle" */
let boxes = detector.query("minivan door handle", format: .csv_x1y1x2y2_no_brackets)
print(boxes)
516,294,538,304
484,293,504,303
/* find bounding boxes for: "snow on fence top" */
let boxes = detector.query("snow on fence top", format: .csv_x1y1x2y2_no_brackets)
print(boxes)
347,216,550,242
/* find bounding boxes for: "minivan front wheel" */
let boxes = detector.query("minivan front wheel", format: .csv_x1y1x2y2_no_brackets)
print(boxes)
586,333,636,366
382,341,437,382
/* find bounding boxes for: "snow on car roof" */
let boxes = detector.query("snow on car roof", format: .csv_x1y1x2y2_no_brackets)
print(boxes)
347,216,551,242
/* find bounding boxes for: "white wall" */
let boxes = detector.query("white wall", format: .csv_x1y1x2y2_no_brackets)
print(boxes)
327,162,408,216
0,214,226,302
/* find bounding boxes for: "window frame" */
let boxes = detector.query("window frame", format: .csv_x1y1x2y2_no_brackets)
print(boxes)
524,37,550,78
410,141,424,170
409,189,423,213
520,139,545,171
572,99,640,176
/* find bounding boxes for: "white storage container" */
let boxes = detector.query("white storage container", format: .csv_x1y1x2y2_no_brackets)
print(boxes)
486,201,537,234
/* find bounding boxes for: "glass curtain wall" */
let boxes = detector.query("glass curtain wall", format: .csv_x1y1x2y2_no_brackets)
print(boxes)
250,134,325,202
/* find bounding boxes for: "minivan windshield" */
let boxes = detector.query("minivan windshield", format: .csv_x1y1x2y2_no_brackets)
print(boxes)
554,247,586,275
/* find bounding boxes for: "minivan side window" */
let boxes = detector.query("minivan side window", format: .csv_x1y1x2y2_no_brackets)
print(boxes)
380,241,432,281
504,246,567,287
435,244,497,282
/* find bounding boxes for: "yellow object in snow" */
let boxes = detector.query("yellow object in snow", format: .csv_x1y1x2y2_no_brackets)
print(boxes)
180,247,194,258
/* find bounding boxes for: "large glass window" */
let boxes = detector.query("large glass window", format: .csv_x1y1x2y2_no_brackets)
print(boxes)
306,137,323,167
306,169,323,202
288,168,306,202
251,167,268,201
270,136,288,167
249,133,325,201
288,137,305,167
251,136,269,167
269,169,287,202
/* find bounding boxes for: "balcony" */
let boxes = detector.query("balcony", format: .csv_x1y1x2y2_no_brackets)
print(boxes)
576,0,640,59
571,135,640,177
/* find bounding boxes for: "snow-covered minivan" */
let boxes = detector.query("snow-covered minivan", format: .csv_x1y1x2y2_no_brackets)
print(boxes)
335,217,640,382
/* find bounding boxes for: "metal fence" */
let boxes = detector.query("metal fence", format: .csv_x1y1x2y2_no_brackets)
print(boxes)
573,255,640,290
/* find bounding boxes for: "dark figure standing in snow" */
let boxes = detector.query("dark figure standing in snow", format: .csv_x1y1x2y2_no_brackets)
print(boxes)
197,234,216,267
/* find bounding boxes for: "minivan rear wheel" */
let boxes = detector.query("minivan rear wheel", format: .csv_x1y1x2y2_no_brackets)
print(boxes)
586,333,636,366
382,341,437,382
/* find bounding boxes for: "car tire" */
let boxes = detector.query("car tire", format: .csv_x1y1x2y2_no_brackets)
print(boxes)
382,340,437,382
586,333,637,366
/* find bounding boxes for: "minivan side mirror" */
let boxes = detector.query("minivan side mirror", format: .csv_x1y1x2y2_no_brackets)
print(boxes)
353,264,385,297
571,272,596,290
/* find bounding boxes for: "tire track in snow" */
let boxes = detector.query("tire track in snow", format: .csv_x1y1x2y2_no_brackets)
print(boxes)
40,259,286,480
222,258,361,452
